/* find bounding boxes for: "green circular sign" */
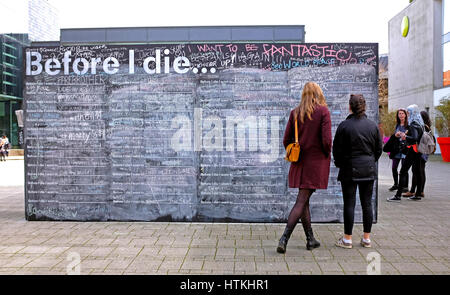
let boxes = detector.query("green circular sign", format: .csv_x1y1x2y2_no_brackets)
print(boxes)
401,16,409,37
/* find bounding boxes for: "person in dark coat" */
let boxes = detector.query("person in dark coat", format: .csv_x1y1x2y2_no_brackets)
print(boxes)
277,82,332,253
403,111,435,199
383,108,408,191
388,104,424,202
333,94,382,249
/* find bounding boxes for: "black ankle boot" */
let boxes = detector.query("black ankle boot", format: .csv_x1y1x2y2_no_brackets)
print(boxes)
276,227,293,253
305,228,320,250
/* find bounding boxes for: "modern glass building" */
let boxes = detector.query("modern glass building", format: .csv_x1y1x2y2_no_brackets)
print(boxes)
0,33,30,147
0,1,59,148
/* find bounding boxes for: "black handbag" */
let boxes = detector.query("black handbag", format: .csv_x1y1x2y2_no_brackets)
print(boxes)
383,134,400,158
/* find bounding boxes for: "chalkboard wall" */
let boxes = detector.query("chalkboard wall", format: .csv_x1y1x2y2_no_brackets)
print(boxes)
23,43,379,222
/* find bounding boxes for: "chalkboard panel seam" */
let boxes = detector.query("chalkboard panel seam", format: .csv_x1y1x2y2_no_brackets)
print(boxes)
200,202,287,204
27,148,106,150
49,166,109,168
26,156,108,158
201,194,286,197
30,175,108,177
114,184,193,186
200,174,284,177
58,201,109,203
199,156,283,159
58,193,107,195
200,184,282,186
47,185,106,188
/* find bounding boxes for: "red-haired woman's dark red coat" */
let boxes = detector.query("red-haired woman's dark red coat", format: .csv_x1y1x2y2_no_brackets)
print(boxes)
283,105,332,189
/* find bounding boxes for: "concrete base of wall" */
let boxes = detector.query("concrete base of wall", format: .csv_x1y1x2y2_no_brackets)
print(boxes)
9,149,24,156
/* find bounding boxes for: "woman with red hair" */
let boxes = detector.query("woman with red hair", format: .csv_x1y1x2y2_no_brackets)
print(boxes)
277,82,332,253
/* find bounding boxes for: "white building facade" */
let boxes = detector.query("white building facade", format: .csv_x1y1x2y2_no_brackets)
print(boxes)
28,0,59,41
0,0,59,41
388,0,443,114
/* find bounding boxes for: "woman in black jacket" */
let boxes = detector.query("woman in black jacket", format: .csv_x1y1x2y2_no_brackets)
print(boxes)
383,108,409,191
388,104,424,202
333,94,383,249
402,110,433,200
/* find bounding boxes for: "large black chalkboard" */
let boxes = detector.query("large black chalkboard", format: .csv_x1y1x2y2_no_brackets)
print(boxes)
23,43,378,222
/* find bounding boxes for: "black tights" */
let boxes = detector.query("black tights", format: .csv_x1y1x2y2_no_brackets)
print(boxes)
396,150,422,197
391,158,406,186
410,157,426,194
286,189,314,232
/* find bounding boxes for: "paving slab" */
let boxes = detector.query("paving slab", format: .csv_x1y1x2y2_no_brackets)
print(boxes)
0,155,449,274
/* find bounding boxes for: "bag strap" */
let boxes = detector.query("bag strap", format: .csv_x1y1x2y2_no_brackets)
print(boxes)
294,118,298,144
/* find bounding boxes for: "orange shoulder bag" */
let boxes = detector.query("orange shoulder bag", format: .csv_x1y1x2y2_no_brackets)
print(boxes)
285,117,300,162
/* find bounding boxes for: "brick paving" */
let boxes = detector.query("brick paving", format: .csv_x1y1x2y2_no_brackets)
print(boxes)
0,154,449,275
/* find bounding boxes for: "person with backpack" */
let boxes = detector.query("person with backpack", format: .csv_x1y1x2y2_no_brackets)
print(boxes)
402,111,436,200
388,104,425,202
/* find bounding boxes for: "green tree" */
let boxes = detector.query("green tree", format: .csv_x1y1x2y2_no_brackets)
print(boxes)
379,108,397,137
435,98,450,137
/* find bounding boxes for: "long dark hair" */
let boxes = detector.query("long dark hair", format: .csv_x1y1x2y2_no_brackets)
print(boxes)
349,94,366,118
396,108,409,128
420,111,431,129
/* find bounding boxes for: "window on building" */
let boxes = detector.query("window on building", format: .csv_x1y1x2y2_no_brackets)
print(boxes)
3,55,15,66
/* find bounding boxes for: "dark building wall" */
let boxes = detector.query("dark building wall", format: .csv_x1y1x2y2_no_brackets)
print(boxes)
59,26,305,44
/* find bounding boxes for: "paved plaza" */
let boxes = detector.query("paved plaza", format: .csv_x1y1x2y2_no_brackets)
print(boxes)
0,154,449,275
